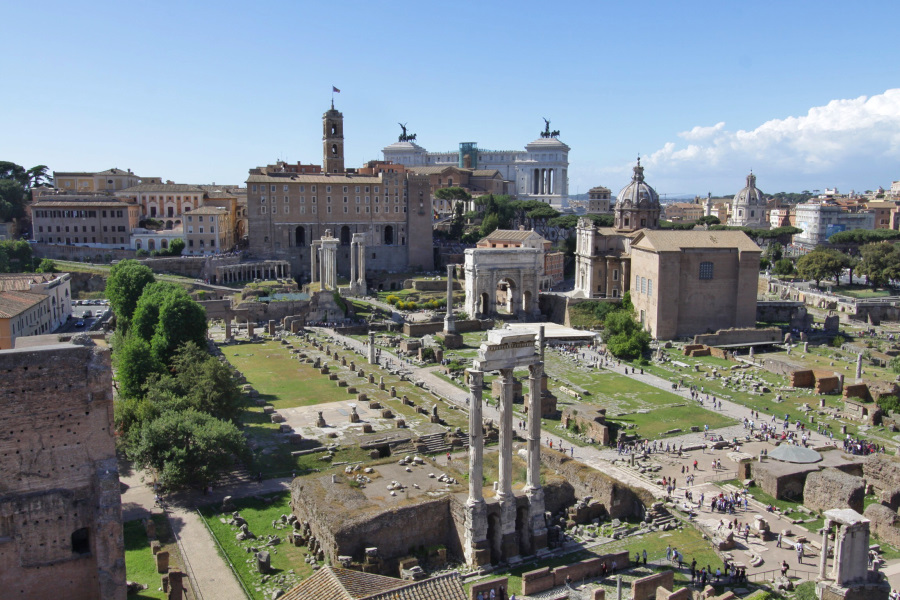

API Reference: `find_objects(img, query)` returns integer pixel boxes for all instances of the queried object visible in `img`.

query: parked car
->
[75,320,85,328]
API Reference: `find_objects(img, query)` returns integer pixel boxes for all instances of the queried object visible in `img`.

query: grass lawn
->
[831,285,894,299]
[124,514,183,599]
[199,492,315,600]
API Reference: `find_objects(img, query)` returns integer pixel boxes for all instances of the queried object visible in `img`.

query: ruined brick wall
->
[864,504,900,549]
[521,552,630,595]
[632,570,674,600]
[789,370,815,388]
[540,449,651,519]
[843,384,872,403]
[0,343,125,600]
[803,469,866,513]
[754,461,818,501]
[692,327,780,347]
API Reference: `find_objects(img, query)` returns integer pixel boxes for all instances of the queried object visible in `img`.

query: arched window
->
[331,123,338,136]
[148,239,156,250]
[161,239,168,249]
[295,226,306,246]
[136,240,142,250]
[340,226,351,246]
[331,144,338,156]
[383,225,394,245]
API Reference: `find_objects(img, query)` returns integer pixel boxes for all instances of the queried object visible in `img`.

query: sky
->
[3,0,900,198]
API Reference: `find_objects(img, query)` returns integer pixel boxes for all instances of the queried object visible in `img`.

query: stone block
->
[257,550,271,574]
[804,468,866,513]
[156,550,169,574]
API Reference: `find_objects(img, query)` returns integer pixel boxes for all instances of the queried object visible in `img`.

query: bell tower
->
[323,102,345,174]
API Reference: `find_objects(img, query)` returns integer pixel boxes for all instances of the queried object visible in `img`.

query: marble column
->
[318,246,325,287]
[819,520,831,580]
[444,264,456,333]
[357,238,366,288]
[311,244,318,283]
[368,332,376,365]
[497,368,514,501]
[464,369,488,567]
[467,370,484,503]
[526,362,542,491]
[349,241,358,293]
[856,353,863,381]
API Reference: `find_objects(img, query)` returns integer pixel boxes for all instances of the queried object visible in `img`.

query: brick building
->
[31,193,140,248]
[247,103,434,280]
[0,273,73,348]
[476,227,564,287]
[0,339,126,599]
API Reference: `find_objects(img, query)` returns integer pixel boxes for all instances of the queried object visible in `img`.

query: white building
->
[793,202,875,248]
[383,124,570,208]
[728,173,768,229]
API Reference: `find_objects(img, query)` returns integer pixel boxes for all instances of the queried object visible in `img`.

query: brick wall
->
[521,552,630,595]
[0,342,125,600]
[631,570,674,600]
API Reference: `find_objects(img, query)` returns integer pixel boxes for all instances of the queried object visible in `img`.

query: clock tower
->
[323,102,345,174]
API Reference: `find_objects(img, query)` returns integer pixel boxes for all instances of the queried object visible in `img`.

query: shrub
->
[831,335,846,347]
[890,356,900,374]
[877,395,900,415]
[386,294,400,305]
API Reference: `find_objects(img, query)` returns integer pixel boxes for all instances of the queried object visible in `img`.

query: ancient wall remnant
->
[804,469,866,514]
[0,341,126,600]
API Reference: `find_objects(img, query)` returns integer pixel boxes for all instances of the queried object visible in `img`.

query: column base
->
[464,499,488,568]
[438,331,464,349]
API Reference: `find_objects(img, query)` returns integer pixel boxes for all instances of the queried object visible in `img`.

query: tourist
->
[781,560,789,577]
[642,549,648,565]
[796,542,804,564]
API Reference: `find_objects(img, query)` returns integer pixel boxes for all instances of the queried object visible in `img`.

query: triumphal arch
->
[463,247,542,319]
[465,329,547,566]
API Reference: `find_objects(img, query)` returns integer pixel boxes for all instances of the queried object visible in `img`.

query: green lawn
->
[831,285,894,299]
[199,492,315,600]
[123,518,168,599]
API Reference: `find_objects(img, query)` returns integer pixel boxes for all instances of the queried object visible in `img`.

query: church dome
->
[616,159,659,209]
[733,173,764,207]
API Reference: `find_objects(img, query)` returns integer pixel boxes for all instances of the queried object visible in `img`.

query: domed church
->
[728,172,769,229]
[614,158,660,232]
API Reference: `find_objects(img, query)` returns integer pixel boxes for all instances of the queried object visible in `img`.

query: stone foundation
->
[804,469,865,513]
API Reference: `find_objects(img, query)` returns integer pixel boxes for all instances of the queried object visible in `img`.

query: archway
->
[479,292,490,316]
[497,278,518,315]
[165,220,173,229]
[340,226,351,246]
[161,239,168,249]
[383,225,394,245]
[135,240,142,250]
[295,226,306,246]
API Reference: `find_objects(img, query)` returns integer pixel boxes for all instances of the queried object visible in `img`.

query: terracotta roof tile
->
[281,567,407,600]
[361,573,466,600]
[0,291,47,319]
[631,229,761,253]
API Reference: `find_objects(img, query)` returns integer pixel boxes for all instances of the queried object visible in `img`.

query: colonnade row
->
[310,238,339,291]
[464,362,547,566]
[531,167,563,195]
[216,262,290,284]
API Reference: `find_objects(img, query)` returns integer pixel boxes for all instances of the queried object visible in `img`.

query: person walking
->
[776,532,783,548]
[642,549,648,565]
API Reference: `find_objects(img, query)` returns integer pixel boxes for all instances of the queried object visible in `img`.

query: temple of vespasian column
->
[465,328,548,567]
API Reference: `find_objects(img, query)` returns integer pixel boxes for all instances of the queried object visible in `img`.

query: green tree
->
[857,242,900,289]
[35,258,57,273]
[620,291,634,313]
[604,309,650,360]
[696,215,721,226]
[0,179,26,221]
[773,258,794,277]
[434,186,471,205]
[167,238,185,256]
[106,259,156,327]
[448,201,466,240]
[128,409,249,490]
[526,205,560,221]
[132,282,188,342]
[480,213,500,238]
[796,248,848,287]
[149,294,208,364]
[113,333,164,399]
[765,242,783,263]
[0,240,34,272]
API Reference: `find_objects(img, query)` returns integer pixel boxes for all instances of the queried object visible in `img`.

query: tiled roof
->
[247,173,387,184]
[0,291,46,319]
[479,228,543,243]
[362,573,466,600]
[280,567,406,600]
[405,166,466,175]
[33,196,135,206]
[471,170,501,177]
[188,206,228,215]
[0,273,58,292]
[118,183,206,193]
[631,229,761,253]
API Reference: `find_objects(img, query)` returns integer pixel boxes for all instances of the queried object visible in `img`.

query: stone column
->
[311,243,318,283]
[498,367,519,563]
[444,264,456,334]
[856,353,863,381]
[318,246,325,287]
[468,370,485,503]
[464,369,488,567]
[225,319,232,340]
[832,523,844,583]
[526,362,542,491]
[350,241,358,293]
[357,236,367,291]
[368,332,376,365]
[497,368,514,501]
[819,520,831,580]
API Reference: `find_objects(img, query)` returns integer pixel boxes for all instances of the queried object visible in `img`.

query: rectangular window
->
[299,185,305,192]
[636,274,640,290]
[699,261,714,280]
[284,196,289,203]
[648,279,653,296]
[270,185,276,192]
[355,186,360,193]
[613,269,619,281]
[283,185,289,192]
[199,227,204,233]
[326,186,331,193]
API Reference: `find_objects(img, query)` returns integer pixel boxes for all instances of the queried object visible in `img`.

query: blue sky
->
[3,0,900,197]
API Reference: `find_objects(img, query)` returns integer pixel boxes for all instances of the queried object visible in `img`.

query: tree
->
[167,238,185,256]
[448,202,466,240]
[128,409,249,490]
[106,259,156,327]
[604,309,650,360]
[149,293,208,364]
[765,242,783,263]
[0,162,51,217]
[113,333,164,398]
[35,258,57,273]
[527,205,560,221]
[132,282,188,342]
[857,242,900,288]
[696,215,721,226]
[169,342,243,422]
[0,179,26,221]
[773,258,794,277]
[796,248,848,287]
[0,240,34,272]
[480,213,500,238]
[434,186,471,205]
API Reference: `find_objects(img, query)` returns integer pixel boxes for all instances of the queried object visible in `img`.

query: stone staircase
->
[646,502,677,530]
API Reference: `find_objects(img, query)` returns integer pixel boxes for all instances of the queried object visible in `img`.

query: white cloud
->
[638,89,900,193]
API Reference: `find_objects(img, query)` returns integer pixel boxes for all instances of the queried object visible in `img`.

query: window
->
[699,261,714,280]
[284,196,289,203]
[641,277,646,294]
[635,274,640,290]
[648,280,652,296]
[613,269,619,281]
[283,185,289,192]
[71,528,90,555]
[270,185,276,192]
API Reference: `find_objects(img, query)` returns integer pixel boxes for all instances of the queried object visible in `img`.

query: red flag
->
[332,86,341,93]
